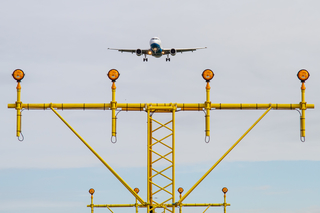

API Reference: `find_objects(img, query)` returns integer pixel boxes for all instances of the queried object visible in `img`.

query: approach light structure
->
[7,68,314,213]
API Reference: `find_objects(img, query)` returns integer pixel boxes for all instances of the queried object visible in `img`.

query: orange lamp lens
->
[222,187,228,194]
[297,69,310,82]
[89,188,95,195]
[108,69,120,81]
[202,69,214,82]
[134,188,140,194]
[177,187,184,194]
[12,69,25,81]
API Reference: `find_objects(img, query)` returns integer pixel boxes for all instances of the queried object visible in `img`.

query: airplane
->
[108,37,207,62]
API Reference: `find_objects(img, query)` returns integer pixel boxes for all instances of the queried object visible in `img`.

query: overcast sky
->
[1,1,319,213]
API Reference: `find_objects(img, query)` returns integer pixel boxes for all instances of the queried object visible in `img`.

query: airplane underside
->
[143,54,171,62]
[141,42,171,62]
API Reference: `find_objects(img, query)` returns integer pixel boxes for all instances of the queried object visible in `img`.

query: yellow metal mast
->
[147,104,176,213]
[8,68,314,213]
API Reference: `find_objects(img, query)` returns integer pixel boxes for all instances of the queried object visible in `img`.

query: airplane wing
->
[162,47,207,54]
[108,48,149,54]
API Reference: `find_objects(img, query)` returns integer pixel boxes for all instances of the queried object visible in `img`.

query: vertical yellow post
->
[297,69,310,142]
[147,106,152,213]
[107,69,120,142]
[223,194,226,213]
[222,187,228,213]
[91,194,94,213]
[300,82,306,141]
[172,106,176,213]
[134,188,140,213]
[12,69,25,139]
[205,82,211,142]
[179,191,182,213]
[202,69,214,143]
[136,198,138,213]
[16,82,22,138]
[111,82,117,141]
[89,188,95,213]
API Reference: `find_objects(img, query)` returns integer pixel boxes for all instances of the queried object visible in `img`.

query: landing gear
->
[166,55,171,62]
[143,55,148,62]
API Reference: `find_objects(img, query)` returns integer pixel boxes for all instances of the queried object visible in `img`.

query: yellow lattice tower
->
[147,107,176,213]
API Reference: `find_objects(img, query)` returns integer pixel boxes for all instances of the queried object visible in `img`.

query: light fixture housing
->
[12,69,25,82]
[89,188,95,195]
[134,188,140,194]
[297,69,310,82]
[108,69,120,82]
[202,69,214,82]
[177,187,184,194]
[222,187,228,194]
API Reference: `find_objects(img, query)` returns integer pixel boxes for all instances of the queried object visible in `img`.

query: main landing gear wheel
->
[143,58,148,62]
[166,58,170,62]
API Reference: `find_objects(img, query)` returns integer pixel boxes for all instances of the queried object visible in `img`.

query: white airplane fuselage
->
[149,37,163,58]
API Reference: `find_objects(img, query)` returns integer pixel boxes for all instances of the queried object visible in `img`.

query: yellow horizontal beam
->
[211,103,312,110]
[8,103,315,111]
[88,204,142,208]
[180,203,230,207]
[87,203,230,208]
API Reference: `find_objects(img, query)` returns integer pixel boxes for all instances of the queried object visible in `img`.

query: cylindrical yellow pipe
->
[88,204,140,208]
[223,194,226,213]
[147,107,152,213]
[111,82,117,139]
[16,82,21,137]
[300,83,306,141]
[205,82,211,140]
[172,108,176,213]
[8,103,315,111]
[178,203,230,207]
[91,195,94,213]
[136,198,138,213]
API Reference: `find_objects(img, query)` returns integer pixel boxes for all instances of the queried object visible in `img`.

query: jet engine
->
[136,49,142,56]
[170,48,176,56]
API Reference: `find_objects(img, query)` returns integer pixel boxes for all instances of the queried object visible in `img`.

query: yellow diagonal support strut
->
[177,106,272,205]
[49,105,145,205]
